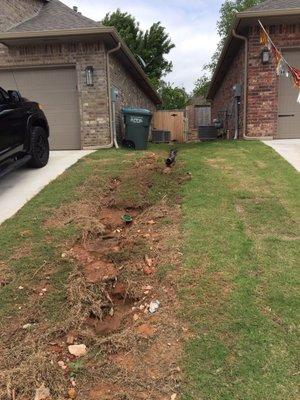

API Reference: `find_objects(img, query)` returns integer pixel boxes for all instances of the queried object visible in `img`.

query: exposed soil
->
[0,153,185,400]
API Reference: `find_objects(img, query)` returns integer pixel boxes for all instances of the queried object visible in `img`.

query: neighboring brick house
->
[0,0,160,149]
[207,0,300,140]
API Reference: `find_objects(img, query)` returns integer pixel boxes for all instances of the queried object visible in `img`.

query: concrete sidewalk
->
[0,150,94,225]
[263,139,300,172]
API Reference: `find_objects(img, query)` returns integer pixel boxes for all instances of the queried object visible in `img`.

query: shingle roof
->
[9,0,99,32]
[247,0,300,12]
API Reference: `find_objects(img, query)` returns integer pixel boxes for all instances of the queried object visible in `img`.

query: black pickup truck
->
[0,86,50,178]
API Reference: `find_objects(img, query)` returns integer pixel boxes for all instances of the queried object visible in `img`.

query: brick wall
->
[0,41,110,148]
[247,24,300,137]
[0,40,157,148]
[0,0,43,31]
[109,53,156,139]
[211,44,245,138]
[211,23,300,138]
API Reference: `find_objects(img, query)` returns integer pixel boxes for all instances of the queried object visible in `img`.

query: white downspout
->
[232,29,273,141]
[108,42,122,149]
[232,29,251,140]
[112,97,119,149]
[83,42,121,150]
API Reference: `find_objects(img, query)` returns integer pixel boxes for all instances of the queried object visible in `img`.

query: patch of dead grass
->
[0,153,185,400]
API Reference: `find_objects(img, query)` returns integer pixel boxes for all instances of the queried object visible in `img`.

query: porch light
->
[261,47,270,65]
[85,66,94,86]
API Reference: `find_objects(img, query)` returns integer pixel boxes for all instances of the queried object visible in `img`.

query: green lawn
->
[0,141,299,400]
[180,141,299,400]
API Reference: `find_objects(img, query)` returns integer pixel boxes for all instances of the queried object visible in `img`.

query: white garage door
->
[278,50,300,139]
[0,67,81,149]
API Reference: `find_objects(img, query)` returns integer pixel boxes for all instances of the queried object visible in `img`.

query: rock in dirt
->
[144,255,153,267]
[68,388,77,399]
[58,360,67,370]
[34,383,51,400]
[149,300,160,314]
[68,344,87,357]
[133,314,140,322]
[171,394,177,400]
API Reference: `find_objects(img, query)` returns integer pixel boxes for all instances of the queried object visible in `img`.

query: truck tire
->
[28,127,50,168]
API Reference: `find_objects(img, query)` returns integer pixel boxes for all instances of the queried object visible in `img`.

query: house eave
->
[0,26,162,105]
[238,8,300,18]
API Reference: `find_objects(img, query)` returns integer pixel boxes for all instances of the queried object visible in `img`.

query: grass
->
[0,141,298,399]
[178,141,299,400]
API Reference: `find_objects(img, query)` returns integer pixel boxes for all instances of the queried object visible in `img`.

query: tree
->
[205,0,265,74]
[103,9,175,85]
[103,9,142,55]
[158,83,189,110]
[193,76,211,98]
[141,22,174,84]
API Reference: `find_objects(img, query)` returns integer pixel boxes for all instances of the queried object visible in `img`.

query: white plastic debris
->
[68,344,87,357]
[149,300,160,314]
[22,323,33,330]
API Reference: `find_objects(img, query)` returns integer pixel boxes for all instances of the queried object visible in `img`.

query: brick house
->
[0,0,161,149]
[207,0,300,140]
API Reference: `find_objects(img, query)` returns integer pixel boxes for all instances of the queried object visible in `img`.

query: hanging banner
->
[290,66,300,103]
[259,20,300,103]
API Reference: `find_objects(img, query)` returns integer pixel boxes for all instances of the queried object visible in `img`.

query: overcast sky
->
[62,0,223,92]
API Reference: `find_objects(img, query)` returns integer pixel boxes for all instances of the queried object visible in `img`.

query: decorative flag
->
[290,66,300,87]
[270,44,283,75]
[289,66,300,103]
[259,20,300,103]
[260,29,269,46]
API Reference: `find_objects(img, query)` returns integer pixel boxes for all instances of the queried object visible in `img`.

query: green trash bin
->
[122,108,152,150]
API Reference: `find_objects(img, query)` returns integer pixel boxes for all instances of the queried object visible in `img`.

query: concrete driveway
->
[263,139,300,172]
[0,150,94,225]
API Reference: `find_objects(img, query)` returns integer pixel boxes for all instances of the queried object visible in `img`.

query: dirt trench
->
[0,153,188,400]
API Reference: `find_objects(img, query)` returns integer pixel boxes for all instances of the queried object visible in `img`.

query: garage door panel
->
[278,50,300,139]
[0,68,81,149]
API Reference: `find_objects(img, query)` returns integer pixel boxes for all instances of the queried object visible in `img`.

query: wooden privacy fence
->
[153,110,188,143]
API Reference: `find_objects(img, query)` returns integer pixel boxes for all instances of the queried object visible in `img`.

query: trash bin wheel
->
[122,139,135,149]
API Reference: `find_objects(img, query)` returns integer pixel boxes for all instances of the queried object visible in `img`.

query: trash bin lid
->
[122,107,152,116]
